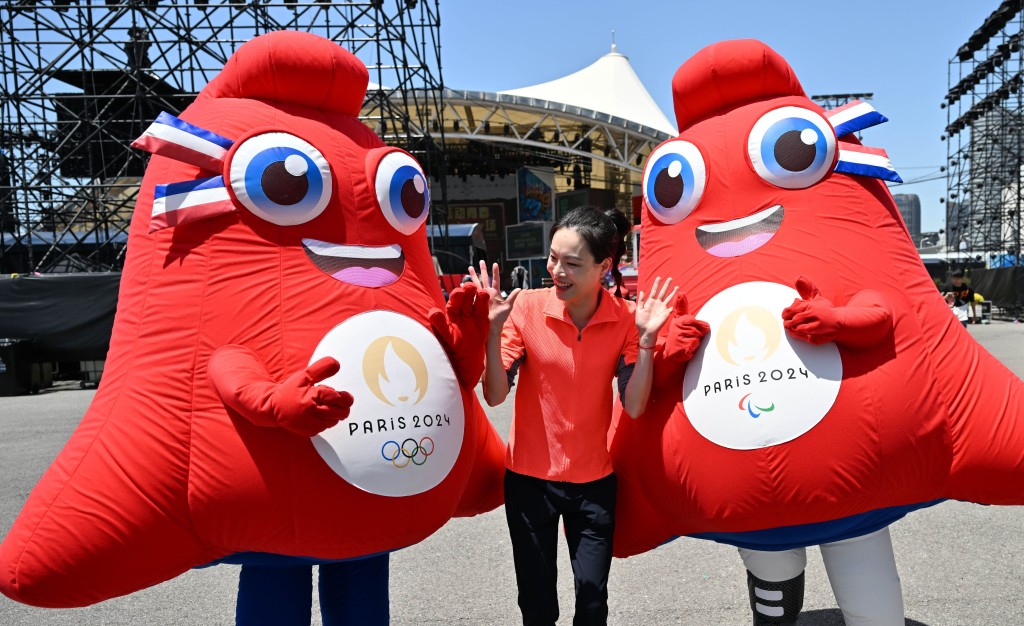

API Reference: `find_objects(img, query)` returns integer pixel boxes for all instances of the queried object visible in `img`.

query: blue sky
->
[441,1,1001,233]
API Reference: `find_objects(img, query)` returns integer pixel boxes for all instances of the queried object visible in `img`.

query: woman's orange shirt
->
[500,288,638,483]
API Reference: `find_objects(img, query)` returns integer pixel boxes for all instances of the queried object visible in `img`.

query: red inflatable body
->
[0,31,505,608]
[612,39,1024,557]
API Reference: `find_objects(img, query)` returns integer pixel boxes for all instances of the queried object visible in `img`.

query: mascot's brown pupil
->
[775,130,816,172]
[654,167,684,208]
[262,161,308,206]
[401,178,425,218]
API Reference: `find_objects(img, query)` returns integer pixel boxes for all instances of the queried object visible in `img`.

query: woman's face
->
[547,227,611,306]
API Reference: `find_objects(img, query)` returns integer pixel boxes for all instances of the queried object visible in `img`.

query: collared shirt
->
[500,287,639,483]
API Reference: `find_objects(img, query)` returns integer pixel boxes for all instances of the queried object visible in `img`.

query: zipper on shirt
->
[567,325,583,474]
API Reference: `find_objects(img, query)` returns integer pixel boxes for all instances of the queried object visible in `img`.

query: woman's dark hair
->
[550,205,631,297]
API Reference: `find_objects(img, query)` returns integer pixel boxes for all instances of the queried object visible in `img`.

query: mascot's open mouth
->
[302,239,405,288]
[695,205,784,257]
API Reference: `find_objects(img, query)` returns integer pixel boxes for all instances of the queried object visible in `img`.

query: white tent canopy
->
[499,44,677,137]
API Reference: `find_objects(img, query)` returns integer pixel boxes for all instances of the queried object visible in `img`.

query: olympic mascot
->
[611,39,1024,625]
[0,30,506,624]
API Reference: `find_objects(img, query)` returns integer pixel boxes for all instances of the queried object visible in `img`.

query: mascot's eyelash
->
[132,112,239,231]
[823,100,903,183]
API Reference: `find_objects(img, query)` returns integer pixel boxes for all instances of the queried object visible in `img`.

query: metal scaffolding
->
[0,0,446,274]
[944,0,1024,266]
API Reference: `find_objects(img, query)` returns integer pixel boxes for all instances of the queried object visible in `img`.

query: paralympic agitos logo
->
[738,393,775,418]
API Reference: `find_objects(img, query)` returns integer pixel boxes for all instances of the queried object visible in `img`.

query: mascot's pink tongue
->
[333,266,400,287]
[706,233,774,258]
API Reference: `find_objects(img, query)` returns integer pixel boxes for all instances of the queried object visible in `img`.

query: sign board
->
[517,167,555,222]
[505,221,552,260]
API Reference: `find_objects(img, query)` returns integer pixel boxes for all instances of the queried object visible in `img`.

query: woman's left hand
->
[635,276,678,345]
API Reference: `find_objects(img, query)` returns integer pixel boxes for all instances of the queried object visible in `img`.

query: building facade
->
[892,193,921,239]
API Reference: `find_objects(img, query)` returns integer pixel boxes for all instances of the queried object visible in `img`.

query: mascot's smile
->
[695,204,784,257]
[302,238,405,287]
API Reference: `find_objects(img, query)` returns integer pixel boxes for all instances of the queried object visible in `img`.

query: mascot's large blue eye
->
[642,139,706,224]
[748,107,836,189]
[228,132,331,225]
[374,150,430,235]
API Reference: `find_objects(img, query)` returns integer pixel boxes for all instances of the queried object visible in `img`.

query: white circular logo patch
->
[310,311,465,497]
[683,282,842,450]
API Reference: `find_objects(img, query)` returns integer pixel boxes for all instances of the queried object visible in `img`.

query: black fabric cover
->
[972,267,1024,310]
[0,273,119,361]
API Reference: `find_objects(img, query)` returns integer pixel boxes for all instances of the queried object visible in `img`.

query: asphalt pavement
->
[1,322,1023,625]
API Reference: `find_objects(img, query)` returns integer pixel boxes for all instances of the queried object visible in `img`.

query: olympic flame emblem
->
[716,306,781,366]
[363,336,428,406]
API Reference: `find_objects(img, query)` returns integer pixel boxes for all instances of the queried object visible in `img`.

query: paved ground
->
[1,322,1023,624]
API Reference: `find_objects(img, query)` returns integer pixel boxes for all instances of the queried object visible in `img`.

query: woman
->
[470,206,676,626]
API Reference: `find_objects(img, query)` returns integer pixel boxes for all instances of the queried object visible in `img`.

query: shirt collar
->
[542,286,619,327]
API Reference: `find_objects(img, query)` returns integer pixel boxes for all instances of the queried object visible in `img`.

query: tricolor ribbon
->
[824,100,888,138]
[151,176,236,232]
[132,112,234,172]
[133,112,239,231]
[834,142,903,183]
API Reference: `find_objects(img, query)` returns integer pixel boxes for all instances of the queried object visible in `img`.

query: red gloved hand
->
[429,282,490,387]
[781,276,843,345]
[661,293,711,363]
[270,358,354,436]
[209,345,354,437]
[653,293,710,389]
[782,276,892,349]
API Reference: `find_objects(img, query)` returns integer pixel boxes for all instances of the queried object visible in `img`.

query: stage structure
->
[944,0,1024,266]
[0,0,446,274]
[434,44,677,237]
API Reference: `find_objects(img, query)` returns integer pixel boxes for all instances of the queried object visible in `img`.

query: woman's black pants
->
[504,469,617,626]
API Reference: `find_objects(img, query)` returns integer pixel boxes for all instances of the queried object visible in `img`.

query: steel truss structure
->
[0,0,445,274]
[944,0,1024,265]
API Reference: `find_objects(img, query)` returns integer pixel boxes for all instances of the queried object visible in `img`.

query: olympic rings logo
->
[381,437,435,468]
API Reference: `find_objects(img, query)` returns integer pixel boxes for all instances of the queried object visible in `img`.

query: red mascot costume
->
[0,31,505,624]
[612,39,1024,625]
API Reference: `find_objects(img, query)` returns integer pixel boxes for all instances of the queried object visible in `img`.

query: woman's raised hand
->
[635,276,679,345]
[468,261,521,329]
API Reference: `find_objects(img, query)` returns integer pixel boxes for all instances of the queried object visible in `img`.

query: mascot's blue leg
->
[318,553,390,626]
[236,564,312,625]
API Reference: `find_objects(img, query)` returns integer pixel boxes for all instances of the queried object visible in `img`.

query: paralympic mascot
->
[0,31,506,624]
[611,39,1024,625]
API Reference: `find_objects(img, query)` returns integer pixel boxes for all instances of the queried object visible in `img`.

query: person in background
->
[942,269,977,327]
[470,205,677,626]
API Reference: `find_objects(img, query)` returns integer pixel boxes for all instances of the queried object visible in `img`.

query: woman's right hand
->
[468,261,521,330]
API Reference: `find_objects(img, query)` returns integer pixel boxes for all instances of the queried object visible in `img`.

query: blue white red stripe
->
[824,100,888,138]
[834,143,903,183]
[132,112,234,173]
[151,176,236,231]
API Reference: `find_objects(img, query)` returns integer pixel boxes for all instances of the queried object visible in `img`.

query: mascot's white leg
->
[738,547,806,625]
[819,527,904,626]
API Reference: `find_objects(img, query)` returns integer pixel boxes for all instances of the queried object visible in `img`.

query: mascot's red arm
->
[209,346,353,436]
[782,276,893,350]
